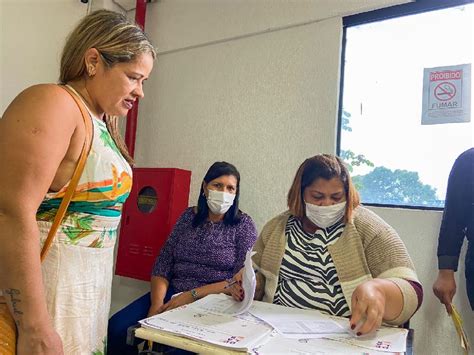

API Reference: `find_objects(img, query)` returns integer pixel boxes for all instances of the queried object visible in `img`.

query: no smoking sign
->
[422,64,471,124]
[434,82,456,102]
[429,71,461,109]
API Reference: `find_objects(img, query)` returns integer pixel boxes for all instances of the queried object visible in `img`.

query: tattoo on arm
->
[5,288,23,325]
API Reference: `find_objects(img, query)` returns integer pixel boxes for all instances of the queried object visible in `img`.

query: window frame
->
[337,0,474,211]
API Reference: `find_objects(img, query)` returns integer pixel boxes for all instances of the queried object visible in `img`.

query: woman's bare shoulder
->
[0,83,82,165]
[1,84,81,145]
[5,84,77,117]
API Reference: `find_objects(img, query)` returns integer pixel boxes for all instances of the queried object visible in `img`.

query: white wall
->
[146,0,410,54]
[0,1,86,113]
[2,1,472,354]
[0,0,124,114]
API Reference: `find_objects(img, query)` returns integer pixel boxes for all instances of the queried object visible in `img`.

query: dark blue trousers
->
[107,292,153,355]
[107,289,194,355]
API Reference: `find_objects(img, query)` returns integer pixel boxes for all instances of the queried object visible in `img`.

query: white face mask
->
[206,189,235,215]
[305,201,346,228]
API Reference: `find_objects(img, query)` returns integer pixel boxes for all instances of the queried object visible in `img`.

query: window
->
[338,0,473,209]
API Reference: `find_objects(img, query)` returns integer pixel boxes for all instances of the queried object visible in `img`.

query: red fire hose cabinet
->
[115,168,191,281]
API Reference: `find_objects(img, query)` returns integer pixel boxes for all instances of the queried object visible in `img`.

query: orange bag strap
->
[40,85,93,262]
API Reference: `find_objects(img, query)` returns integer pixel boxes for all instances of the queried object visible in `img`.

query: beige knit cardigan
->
[252,206,421,325]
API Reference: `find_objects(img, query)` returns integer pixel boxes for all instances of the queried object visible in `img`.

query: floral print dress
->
[37,87,132,354]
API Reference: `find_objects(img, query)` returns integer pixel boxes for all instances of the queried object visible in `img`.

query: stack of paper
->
[249,331,406,355]
[140,294,408,354]
[248,301,346,338]
[140,261,410,355]
[140,294,273,351]
[248,301,408,354]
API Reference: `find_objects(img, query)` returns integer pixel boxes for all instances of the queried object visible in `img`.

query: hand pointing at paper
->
[350,279,406,336]
[349,280,386,335]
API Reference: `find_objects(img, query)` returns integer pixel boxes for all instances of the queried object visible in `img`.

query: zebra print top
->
[273,216,351,317]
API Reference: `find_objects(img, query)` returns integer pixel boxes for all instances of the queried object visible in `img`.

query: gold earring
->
[88,65,95,76]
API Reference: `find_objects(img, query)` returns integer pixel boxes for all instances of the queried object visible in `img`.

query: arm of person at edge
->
[433,151,470,314]
[0,85,85,354]
[433,269,456,315]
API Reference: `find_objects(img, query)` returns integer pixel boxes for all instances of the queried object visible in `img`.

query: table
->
[128,324,414,355]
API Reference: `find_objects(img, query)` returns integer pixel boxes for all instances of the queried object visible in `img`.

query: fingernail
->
[357,332,362,336]
[351,324,355,330]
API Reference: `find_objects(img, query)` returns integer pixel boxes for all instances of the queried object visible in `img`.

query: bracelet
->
[190,289,199,301]
[224,279,238,289]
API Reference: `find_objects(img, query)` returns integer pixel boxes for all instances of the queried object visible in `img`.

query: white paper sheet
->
[324,317,408,354]
[186,293,248,316]
[229,249,257,315]
[249,301,346,339]
[248,301,407,352]
[140,294,272,351]
[249,331,402,355]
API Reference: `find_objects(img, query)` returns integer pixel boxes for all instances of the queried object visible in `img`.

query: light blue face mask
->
[304,201,346,228]
[207,189,235,215]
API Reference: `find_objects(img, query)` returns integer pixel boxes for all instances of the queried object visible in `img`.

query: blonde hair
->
[59,9,157,164]
[287,154,360,223]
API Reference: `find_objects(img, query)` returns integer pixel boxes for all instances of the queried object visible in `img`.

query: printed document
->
[326,316,408,353]
[250,331,404,355]
[249,302,407,353]
[140,294,272,351]
[249,301,346,339]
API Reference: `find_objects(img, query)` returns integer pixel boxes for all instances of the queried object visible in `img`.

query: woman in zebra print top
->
[229,154,422,336]
[273,215,351,317]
